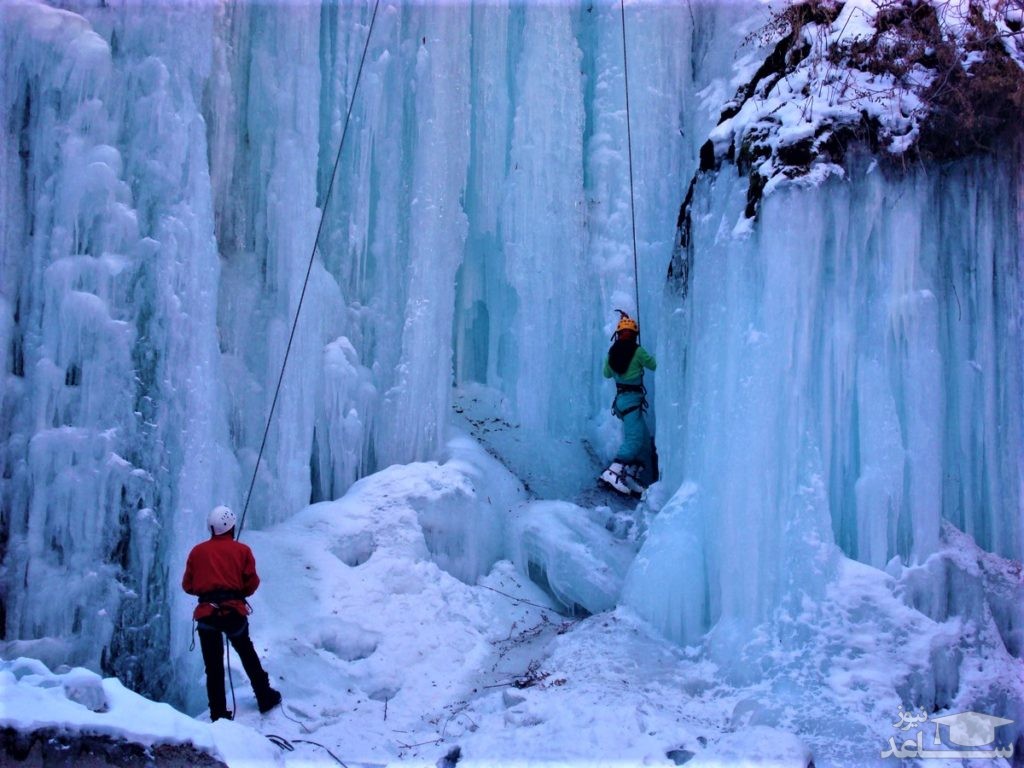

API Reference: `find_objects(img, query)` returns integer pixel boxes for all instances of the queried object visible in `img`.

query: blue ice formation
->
[1,0,1020,734]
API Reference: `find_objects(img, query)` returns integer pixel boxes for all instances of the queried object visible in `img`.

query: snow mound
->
[0,658,278,766]
[507,500,638,615]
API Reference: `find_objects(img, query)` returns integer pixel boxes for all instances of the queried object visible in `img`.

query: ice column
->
[110,2,239,706]
[376,6,472,467]
[0,0,234,707]
[453,0,514,390]
[208,2,341,527]
[0,0,140,675]
[581,0,708,459]
[501,4,591,436]
[628,151,1023,647]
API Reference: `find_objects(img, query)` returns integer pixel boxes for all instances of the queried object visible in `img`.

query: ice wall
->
[207,0,727,510]
[0,0,235,704]
[212,1,471,510]
[627,150,1024,649]
[2,0,732,704]
[451,0,753,477]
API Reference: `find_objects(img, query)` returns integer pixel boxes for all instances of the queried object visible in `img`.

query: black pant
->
[197,611,271,716]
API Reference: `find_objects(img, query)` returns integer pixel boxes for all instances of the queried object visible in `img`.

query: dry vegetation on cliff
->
[700,0,1024,219]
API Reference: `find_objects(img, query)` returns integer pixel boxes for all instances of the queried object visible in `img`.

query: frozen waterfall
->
[2,0,733,703]
[1,0,1021,752]
[628,149,1023,649]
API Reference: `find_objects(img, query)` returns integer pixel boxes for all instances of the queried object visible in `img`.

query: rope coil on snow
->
[266,733,349,767]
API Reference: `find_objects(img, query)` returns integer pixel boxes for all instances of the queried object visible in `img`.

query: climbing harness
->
[198,616,250,636]
[613,381,648,419]
[620,0,642,336]
[196,589,246,606]
[615,403,645,418]
[237,0,382,538]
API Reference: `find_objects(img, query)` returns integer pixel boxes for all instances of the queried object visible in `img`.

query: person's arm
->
[241,548,261,597]
[603,357,613,378]
[639,347,657,371]
[182,553,195,595]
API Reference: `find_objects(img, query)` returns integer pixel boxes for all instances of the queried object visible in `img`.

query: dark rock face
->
[719,0,1024,178]
[0,727,226,768]
[666,177,697,299]
[667,0,1024,297]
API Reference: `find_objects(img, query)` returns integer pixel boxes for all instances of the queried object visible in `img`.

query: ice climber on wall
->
[182,506,281,721]
[600,312,656,495]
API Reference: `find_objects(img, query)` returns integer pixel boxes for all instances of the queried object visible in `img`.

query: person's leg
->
[633,415,653,483]
[223,614,280,711]
[616,405,654,491]
[198,626,229,719]
[635,411,651,464]
[616,405,646,465]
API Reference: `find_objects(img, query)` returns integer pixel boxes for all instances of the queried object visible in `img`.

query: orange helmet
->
[616,314,639,335]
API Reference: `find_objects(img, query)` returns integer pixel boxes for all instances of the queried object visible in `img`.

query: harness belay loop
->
[612,379,648,418]
[197,589,246,605]
[197,589,253,617]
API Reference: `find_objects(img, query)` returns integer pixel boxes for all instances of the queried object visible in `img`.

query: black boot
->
[257,687,282,714]
[211,710,233,722]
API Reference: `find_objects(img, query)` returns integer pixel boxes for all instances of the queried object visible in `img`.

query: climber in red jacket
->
[182,505,281,721]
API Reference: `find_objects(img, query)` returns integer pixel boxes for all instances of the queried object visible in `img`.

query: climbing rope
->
[280,703,313,733]
[237,0,382,537]
[619,0,642,337]
[266,733,349,767]
[225,636,237,717]
[479,584,566,617]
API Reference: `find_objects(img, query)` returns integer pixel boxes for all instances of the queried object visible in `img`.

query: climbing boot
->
[623,464,646,495]
[257,687,282,714]
[211,710,233,722]
[600,462,631,495]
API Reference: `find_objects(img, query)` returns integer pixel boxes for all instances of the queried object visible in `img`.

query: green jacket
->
[603,346,656,385]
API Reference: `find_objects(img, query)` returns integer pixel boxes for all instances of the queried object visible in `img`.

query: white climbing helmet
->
[207,505,237,536]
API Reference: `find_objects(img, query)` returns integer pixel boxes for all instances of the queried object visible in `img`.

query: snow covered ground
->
[3,431,1019,767]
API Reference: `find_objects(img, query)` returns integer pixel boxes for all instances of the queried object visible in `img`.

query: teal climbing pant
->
[613,391,650,465]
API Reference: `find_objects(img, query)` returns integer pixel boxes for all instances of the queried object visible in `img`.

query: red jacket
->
[182,534,260,620]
